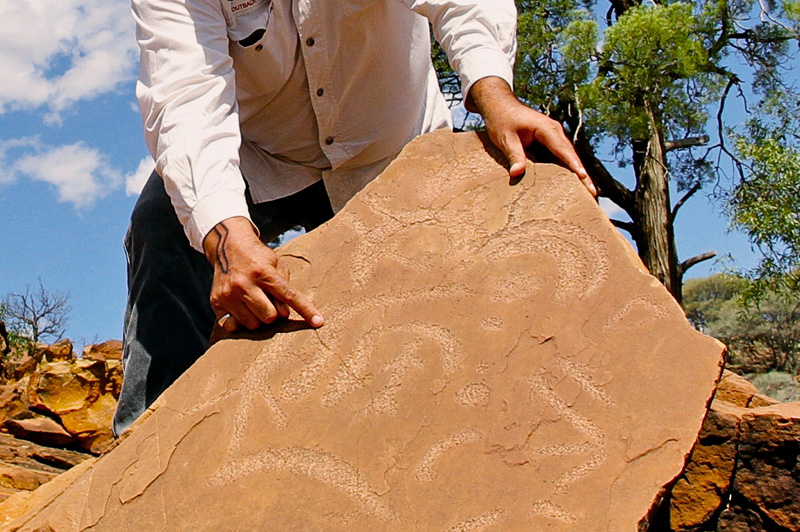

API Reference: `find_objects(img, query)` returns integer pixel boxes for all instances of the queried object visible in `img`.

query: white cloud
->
[125,156,154,196]
[0,138,154,207]
[0,0,137,118]
[599,197,625,219]
[8,141,122,208]
[0,137,39,185]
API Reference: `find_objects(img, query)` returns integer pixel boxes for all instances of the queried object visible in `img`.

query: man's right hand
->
[202,216,324,333]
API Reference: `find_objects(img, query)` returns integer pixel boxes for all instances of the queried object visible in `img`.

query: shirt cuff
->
[184,190,254,253]
[458,48,515,103]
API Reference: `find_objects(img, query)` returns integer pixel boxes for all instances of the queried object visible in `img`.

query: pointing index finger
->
[262,276,324,328]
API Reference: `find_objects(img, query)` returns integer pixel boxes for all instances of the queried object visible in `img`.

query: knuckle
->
[232,273,250,288]
[257,268,279,285]
[281,286,299,302]
[251,266,267,279]
[212,287,229,303]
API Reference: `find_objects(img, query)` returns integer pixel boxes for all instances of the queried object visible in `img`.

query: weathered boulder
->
[0,428,89,502]
[28,360,105,416]
[0,385,29,427]
[0,342,121,457]
[0,131,725,531]
[733,403,800,530]
[81,340,122,362]
[39,340,74,363]
[82,341,124,401]
[669,401,745,530]
[2,356,37,384]
[3,417,75,448]
[22,359,116,453]
[714,370,761,407]
[667,372,800,531]
[58,393,117,454]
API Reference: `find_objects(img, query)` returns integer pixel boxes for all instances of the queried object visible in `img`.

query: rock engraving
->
[2,131,725,532]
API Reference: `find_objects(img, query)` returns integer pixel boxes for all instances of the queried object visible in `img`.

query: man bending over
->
[112,0,597,435]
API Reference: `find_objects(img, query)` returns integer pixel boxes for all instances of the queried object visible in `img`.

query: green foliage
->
[0,303,34,366]
[786,0,800,25]
[4,331,34,360]
[730,97,800,297]
[746,371,800,402]
[430,0,799,300]
[581,3,719,142]
[683,273,745,334]
[513,0,595,113]
[683,273,800,374]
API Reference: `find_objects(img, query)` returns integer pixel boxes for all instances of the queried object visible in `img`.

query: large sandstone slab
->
[2,131,724,531]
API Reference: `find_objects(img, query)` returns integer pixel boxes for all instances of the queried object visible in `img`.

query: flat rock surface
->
[0,433,90,503]
[3,131,724,531]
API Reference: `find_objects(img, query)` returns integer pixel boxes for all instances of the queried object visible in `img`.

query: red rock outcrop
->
[0,433,89,503]
[667,371,800,532]
[81,340,122,362]
[4,418,75,449]
[0,131,726,531]
[38,340,74,363]
[0,341,122,458]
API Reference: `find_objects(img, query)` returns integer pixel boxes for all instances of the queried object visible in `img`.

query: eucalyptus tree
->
[434,0,799,304]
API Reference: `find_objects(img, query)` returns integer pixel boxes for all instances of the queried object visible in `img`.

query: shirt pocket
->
[222,0,273,45]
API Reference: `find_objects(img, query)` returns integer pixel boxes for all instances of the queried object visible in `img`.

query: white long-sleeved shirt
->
[132,0,517,251]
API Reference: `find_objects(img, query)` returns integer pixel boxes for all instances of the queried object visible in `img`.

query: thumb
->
[500,132,528,177]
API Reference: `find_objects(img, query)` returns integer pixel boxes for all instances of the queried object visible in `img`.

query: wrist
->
[465,76,518,116]
[202,216,259,264]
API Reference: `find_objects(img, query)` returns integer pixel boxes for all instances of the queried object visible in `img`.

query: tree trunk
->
[630,105,683,304]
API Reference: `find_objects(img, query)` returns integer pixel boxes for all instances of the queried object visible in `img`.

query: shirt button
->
[306,37,315,46]
[316,88,324,97]
[325,136,334,145]
[254,44,263,52]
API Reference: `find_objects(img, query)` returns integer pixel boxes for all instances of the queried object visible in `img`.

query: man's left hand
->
[467,76,597,197]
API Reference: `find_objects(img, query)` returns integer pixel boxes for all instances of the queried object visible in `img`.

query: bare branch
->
[551,98,635,213]
[680,251,718,275]
[671,182,702,223]
[2,280,71,344]
[664,135,710,152]
[716,77,739,159]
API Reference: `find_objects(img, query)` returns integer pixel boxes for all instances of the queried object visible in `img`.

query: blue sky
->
[0,0,761,349]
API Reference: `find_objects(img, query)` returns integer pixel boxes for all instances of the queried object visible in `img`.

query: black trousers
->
[112,171,333,435]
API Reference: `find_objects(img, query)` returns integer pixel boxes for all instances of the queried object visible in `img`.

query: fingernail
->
[311,315,324,327]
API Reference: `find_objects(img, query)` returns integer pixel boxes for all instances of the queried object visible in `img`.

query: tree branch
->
[552,98,636,214]
[575,138,635,211]
[680,251,717,275]
[665,135,710,152]
[610,219,636,234]
[671,182,702,223]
